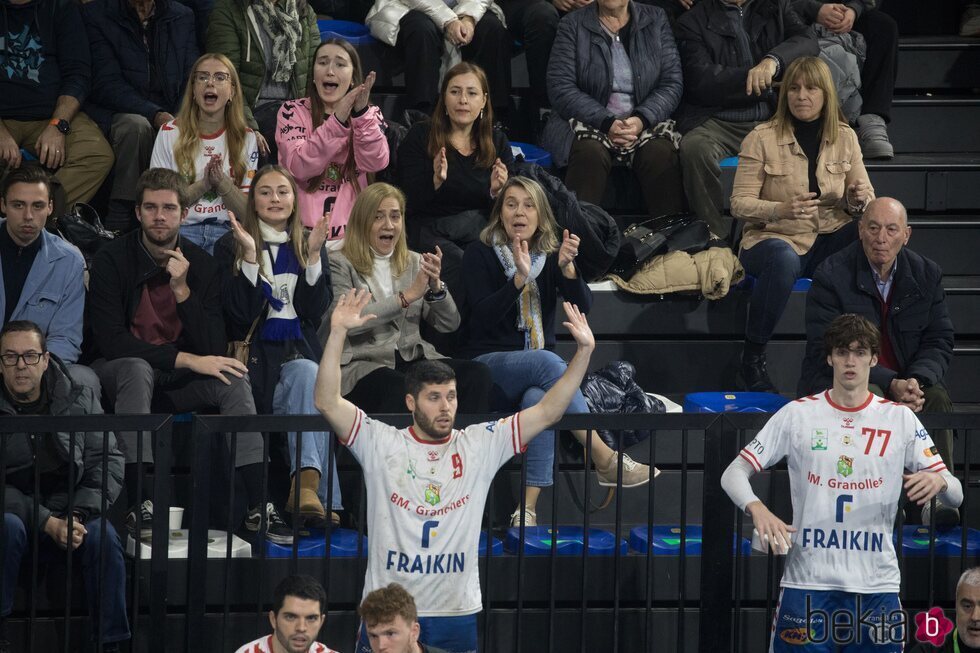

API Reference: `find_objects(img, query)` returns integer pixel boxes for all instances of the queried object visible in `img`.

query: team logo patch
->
[841,433,854,447]
[326,163,341,182]
[924,446,939,458]
[424,482,441,506]
[779,627,810,645]
[811,429,828,450]
[837,455,854,478]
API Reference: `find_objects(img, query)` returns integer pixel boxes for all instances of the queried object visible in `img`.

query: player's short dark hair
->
[823,314,880,356]
[0,320,46,352]
[404,360,456,398]
[136,168,190,210]
[1,164,53,202]
[358,583,418,627]
[271,575,326,615]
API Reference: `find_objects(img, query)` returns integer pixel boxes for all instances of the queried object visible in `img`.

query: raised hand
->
[308,211,331,264]
[490,157,508,197]
[778,192,820,221]
[423,246,444,291]
[353,71,377,113]
[561,301,595,351]
[333,83,363,124]
[511,235,531,287]
[163,247,190,300]
[433,147,448,190]
[229,211,257,263]
[557,228,581,273]
[330,288,377,331]
[205,154,226,190]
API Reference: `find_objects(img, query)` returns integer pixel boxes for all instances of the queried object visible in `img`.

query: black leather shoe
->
[738,352,778,393]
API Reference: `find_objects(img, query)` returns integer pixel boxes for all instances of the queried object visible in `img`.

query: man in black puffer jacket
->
[799,197,957,525]
[0,320,128,651]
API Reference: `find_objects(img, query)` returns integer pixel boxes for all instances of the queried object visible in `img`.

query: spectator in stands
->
[316,287,597,653]
[215,165,343,527]
[910,567,980,652]
[674,0,818,239]
[365,0,510,116]
[731,56,873,393]
[88,168,292,545]
[277,39,389,250]
[722,313,962,652]
[320,182,491,418]
[460,176,650,527]
[150,53,260,254]
[208,0,320,164]
[543,0,684,219]
[358,583,447,653]
[234,574,340,653]
[0,166,100,395]
[799,197,957,525]
[81,0,199,232]
[0,0,113,215]
[397,62,513,303]
[791,0,900,159]
[0,321,129,652]
[497,0,565,129]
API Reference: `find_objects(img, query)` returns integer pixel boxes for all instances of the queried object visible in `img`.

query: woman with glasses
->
[150,53,260,254]
[208,0,320,164]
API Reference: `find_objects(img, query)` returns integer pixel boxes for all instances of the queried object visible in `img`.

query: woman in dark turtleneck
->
[730,56,874,393]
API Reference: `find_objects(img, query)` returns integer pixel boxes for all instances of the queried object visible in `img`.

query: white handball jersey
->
[345,408,524,616]
[149,120,259,226]
[738,391,948,594]
[234,635,339,653]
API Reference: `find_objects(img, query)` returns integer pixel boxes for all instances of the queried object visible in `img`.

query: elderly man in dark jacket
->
[0,321,128,651]
[674,0,818,238]
[81,0,199,231]
[799,197,958,524]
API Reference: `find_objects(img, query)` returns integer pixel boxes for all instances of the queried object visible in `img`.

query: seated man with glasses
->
[0,320,129,652]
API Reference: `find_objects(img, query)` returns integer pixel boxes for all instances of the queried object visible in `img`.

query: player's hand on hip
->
[747,500,796,554]
[904,471,948,505]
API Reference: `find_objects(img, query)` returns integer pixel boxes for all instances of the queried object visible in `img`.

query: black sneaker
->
[245,503,294,545]
[126,500,154,538]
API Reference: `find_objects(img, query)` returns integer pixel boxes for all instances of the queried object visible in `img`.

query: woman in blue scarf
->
[215,164,342,527]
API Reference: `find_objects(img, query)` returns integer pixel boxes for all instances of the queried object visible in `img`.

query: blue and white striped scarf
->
[258,223,303,342]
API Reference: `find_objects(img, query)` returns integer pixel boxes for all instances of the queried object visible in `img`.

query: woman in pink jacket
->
[276,38,390,250]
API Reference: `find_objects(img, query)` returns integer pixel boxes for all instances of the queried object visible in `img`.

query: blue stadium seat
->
[264,528,367,558]
[505,525,628,556]
[510,141,552,168]
[318,20,376,45]
[629,524,752,556]
[683,392,790,413]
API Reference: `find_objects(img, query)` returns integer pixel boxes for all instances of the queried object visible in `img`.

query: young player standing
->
[314,290,597,653]
[722,314,963,651]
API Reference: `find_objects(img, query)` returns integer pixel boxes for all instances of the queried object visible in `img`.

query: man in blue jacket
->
[799,197,958,525]
[81,0,199,231]
[0,0,113,213]
[0,165,100,396]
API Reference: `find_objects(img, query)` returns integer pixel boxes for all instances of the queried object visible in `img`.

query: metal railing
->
[0,412,976,652]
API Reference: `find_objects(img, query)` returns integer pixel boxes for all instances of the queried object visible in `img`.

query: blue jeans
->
[274,359,343,511]
[179,219,230,255]
[474,350,590,487]
[358,614,478,653]
[739,222,857,344]
[2,514,130,643]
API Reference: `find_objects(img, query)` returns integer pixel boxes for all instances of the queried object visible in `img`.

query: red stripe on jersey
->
[925,460,947,472]
[739,450,762,472]
[408,426,452,445]
[345,409,362,447]
[824,390,874,412]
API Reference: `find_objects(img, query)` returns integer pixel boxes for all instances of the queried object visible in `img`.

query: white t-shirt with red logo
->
[738,391,947,593]
[234,635,339,653]
[345,408,523,617]
[149,120,259,226]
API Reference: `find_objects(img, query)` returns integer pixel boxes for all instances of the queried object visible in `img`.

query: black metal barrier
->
[0,412,976,652]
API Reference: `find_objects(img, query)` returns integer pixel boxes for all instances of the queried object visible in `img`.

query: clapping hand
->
[333,81,367,124]
[331,288,378,331]
[205,154,226,191]
[433,147,448,190]
[308,211,331,265]
[779,192,820,221]
[490,158,508,197]
[422,246,443,291]
[352,71,377,114]
[511,235,531,288]
[229,211,257,263]
[557,229,581,277]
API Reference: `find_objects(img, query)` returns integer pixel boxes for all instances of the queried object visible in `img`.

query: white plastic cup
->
[168,507,184,530]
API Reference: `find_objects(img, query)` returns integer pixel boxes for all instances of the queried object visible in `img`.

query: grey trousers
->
[93,357,264,466]
[679,117,760,238]
[67,363,103,405]
[109,113,156,203]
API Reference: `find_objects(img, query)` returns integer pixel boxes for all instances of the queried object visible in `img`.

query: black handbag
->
[609,213,700,279]
[53,202,115,268]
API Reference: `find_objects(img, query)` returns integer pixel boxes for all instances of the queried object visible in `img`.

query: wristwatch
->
[49,118,70,135]
[425,283,447,302]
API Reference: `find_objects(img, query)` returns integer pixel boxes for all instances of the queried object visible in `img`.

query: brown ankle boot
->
[286,469,326,519]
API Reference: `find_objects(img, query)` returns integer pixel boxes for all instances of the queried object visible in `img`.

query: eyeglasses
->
[193,71,232,85]
[1,352,44,367]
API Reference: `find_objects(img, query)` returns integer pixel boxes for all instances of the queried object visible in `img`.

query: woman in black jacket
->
[215,164,342,526]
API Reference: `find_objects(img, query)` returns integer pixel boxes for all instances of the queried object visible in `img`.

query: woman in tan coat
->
[731,56,874,393]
